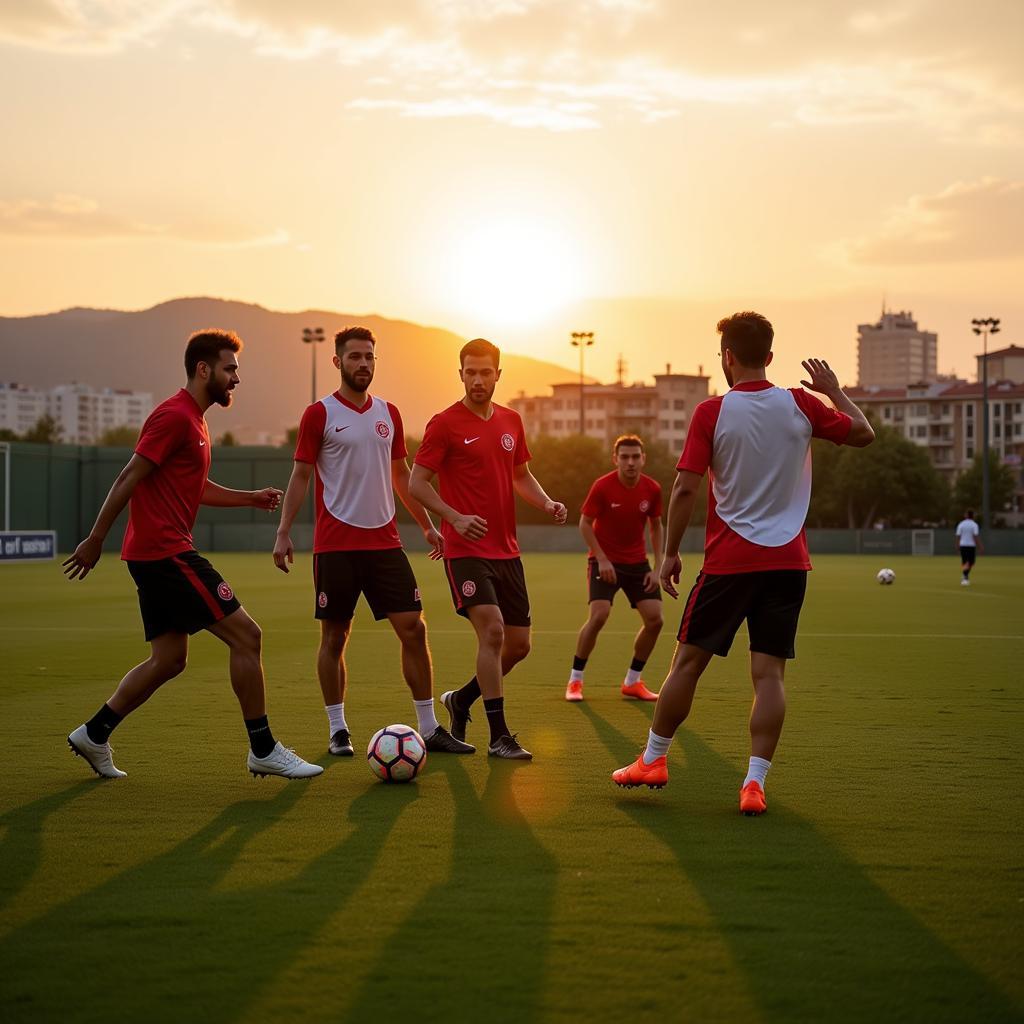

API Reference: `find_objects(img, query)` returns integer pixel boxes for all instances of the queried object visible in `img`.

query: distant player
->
[63,329,322,780]
[273,327,472,756]
[565,435,664,703]
[955,508,981,586]
[409,338,568,760]
[612,312,874,813]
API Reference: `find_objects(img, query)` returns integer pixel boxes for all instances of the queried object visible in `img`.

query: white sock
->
[325,703,347,735]
[624,667,643,686]
[642,729,672,765]
[743,756,771,789]
[414,698,439,737]
[569,668,584,683]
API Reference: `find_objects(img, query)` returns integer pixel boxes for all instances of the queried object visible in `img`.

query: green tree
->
[952,452,1017,525]
[97,424,139,446]
[21,414,63,444]
[216,431,239,447]
[282,426,299,449]
[0,428,19,442]
[517,434,606,524]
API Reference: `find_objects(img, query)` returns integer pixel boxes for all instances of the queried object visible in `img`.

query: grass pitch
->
[1,552,1021,1023]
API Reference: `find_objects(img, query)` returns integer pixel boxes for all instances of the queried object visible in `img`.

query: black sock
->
[245,715,277,758]
[456,676,482,710]
[85,703,123,745]
[572,655,587,671]
[483,697,510,744]
[629,656,647,673]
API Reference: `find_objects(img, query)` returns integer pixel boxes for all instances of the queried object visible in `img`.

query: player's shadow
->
[581,704,1020,1024]
[340,756,558,1023]
[0,770,419,1024]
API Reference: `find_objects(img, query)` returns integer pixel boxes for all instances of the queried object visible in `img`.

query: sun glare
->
[444,218,584,329]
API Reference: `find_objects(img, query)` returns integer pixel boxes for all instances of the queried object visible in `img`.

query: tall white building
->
[857,310,938,388]
[0,382,153,443]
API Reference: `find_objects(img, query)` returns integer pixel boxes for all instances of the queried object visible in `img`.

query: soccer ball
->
[367,724,427,783]
[876,568,896,585]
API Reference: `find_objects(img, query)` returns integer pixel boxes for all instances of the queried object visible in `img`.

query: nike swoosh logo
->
[199,440,207,447]
[464,437,479,444]
[335,426,350,432]
[610,502,621,507]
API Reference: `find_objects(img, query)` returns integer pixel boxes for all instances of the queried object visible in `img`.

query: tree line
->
[0,416,239,447]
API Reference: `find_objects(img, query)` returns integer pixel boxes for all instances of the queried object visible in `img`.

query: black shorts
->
[677,570,807,660]
[959,546,977,565]
[127,550,241,642]
[444,556,531,627]
[588,558,661,607]
[314,548,421,622]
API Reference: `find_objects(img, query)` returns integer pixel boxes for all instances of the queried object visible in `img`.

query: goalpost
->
[911,529,935,556]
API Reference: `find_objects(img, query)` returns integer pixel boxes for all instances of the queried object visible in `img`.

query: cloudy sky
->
[1,0,1021,384]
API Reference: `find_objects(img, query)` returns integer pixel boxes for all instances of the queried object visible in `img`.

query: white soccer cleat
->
[960,578,971,586]
[247,742,324,779]
[68,724,127,779]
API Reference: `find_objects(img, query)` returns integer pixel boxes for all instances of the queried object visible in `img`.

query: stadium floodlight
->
[302,327,326,404]
[571,331,595,436]
[971,317,1001,528]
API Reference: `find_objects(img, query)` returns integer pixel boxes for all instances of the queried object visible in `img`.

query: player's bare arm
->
[273,460,313,573]
[409,463,488,540]
[800,358,875,447]
[202,479,282,510]
[63,453,156,581]
[512,463,567,523]
[645,517,664,591]
[659,470,702,598]
[580,514,616,583]
[392,459,444,559]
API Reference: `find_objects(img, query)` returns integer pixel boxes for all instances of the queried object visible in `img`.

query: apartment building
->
[0,382,153,443]
[857,310,938,388]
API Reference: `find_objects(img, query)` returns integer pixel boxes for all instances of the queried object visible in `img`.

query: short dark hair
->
[460,338,500,368]
[185,329,243,378]
[966,508,974,518]
[717,312,774,368]
[614,434,644,454]
[335,326,376,354]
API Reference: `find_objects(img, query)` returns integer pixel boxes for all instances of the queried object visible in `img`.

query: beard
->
[341,365,374,394]
[466,381,495,405]
[207,380,234,407]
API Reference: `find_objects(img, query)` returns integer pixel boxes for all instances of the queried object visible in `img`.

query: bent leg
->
[749,651,786,760]
[632,599,664,663]
[501,624,531,677]
[574,601,610,661]
[206,607,267,719]
[387,611,432,701]
[466,605,505,700]
[651,642,714,739]
[107,632,189,717]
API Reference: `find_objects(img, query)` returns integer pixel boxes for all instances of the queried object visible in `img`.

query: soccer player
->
[612,312,874,813]
[63,329,322,780]
[273,326,472,756]
[409,338,568,760]
[955,508,982,586]
[566,435,664,703]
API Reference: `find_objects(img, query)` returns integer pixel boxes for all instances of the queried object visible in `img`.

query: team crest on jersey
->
[461,580,477,597]
[639,499,650,513]
[501,432,515,452]
[318,591,328,609]
[217,582,233,601]
[375,420,391,439]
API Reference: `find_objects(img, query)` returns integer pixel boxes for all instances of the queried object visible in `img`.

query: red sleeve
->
[676,398,720,475]
[413,413,448,472]
[581,478,605,518]
[134,404,187,467]
[649,480,663,518]
[387,402,408,460]
[791,389,852,445]
[514,414,531,466]
[294,402,326,464]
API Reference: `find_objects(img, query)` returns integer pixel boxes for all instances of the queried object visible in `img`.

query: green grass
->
[1,553,1022,1023]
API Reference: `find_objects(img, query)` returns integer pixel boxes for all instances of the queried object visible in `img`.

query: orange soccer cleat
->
[621,680,659,702]
[565,680,584,702]
[739,780,767,816]
[612,754,668,790]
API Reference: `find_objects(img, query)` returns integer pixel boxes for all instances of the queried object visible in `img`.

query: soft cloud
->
[845,178,1024,265]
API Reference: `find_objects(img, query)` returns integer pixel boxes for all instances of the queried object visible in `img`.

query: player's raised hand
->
[800,358,840,397]
[545,500,568,525]
[252,486,283,512]
[273,531,294,573]
[659,552,682,599]
[424,526,444,560]
[453,513,488,540]
[63,536,103,581]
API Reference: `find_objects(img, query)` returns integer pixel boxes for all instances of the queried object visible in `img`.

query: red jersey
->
[294,393,407,553]
[122,389,210,561]
[676,381,851,574]
[414,401,530,560]
[581,471,662,564]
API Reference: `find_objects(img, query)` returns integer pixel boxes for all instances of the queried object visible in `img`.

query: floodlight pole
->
[302,327,326,404]
[971,317,1001,528]
[1,441,9,532]
[571,332,594,436]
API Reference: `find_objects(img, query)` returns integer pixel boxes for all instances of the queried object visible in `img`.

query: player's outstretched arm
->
[201,479,282,510]
[392,459,444,559]
[273,461,313,573]
[580,515,616,583]
[409,464,488,540]
[800,358,875,447]
[63,453,155,581]
[512,464,567,523]
[660,470,701,598]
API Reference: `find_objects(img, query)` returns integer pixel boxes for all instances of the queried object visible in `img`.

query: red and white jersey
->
[294,392,407,553]
[414,401,530,560]
[677,380,852,574]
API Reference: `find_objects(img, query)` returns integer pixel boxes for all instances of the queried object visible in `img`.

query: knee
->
[153,652,187,679]
[396,617,427,647]
[321,625,349,659]
[481,623,505,653]
[588,608,610,629]
[506,637,531,664]
[644,614,664,633]
[233,619,262,656]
